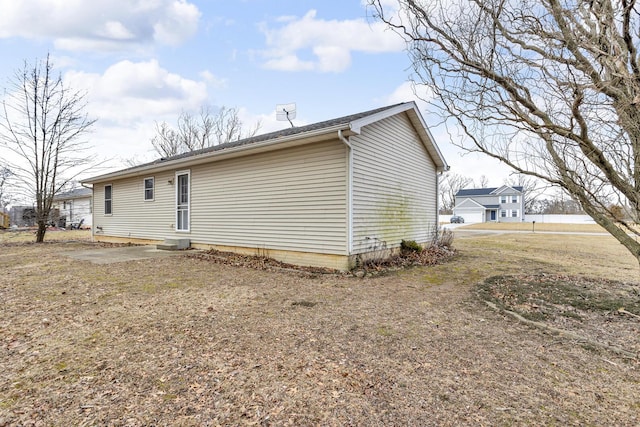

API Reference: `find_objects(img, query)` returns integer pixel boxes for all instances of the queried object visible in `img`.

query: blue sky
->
[0,0,510,183]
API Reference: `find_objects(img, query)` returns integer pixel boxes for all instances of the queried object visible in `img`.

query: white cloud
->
[259,9,404,72]
[63,60,210,170]
[0,0,200,52]
[199,70,228,89]
[382,81,432,106]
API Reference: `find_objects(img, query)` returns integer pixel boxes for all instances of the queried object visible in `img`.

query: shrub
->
[401,239,422,253]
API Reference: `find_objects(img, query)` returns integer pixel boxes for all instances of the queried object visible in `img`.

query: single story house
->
[82,102,449,270]
[454,186,524,223]
[52,187,93,228]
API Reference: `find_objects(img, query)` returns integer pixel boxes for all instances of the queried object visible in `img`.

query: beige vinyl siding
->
[190,140,347,254]
[94,140,348,254]
[351,113,437,254]
[92,171,176,240]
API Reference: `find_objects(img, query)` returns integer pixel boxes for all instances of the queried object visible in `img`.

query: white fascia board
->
[82,124,347,184]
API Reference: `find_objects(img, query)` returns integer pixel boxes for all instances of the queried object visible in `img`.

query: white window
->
[511,209,518,217]
[104,184,112,215]
[500,195,507,203]
[511,195,518,203]
[144,177,154,201]
[501,209,507,217]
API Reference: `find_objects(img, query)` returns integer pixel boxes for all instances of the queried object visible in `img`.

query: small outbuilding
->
[82,102,448,270]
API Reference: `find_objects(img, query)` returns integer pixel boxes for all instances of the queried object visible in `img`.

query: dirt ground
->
[1,230,639,426]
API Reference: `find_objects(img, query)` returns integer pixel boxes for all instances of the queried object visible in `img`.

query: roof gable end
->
[492,185,523,194]
[456,198,485,208]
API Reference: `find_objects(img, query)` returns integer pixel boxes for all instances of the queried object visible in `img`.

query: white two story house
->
[454,186,524,223]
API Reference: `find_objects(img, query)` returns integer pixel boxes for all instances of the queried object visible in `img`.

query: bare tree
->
[0,164,13,212]
[370,0,640,263]
[0,55,95,242]
[440,172,473,214]
[152,106,262,157]
[476,174,489,189]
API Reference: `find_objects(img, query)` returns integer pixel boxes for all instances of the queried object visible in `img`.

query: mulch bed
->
[186,245,457,277]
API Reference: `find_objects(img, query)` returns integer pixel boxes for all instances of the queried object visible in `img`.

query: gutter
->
[337,129,353,254]
[82,124,349,184]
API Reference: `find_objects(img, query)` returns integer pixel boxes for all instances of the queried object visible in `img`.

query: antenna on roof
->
[276,103,296,128]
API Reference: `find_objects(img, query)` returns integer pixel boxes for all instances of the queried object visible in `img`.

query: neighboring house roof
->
[455,186,523,197]
[83,102,449,184]
[53,187,92,201]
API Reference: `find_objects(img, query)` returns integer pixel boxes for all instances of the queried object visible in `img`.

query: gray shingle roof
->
[456,186,523,197]
[53,187,92,200]
[142,103,406,167]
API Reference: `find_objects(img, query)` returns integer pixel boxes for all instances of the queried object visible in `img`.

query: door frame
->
[175,170,190,232]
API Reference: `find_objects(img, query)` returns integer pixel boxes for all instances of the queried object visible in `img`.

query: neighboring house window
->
[501,210,507,217]
[500,195,507,203]
[511,209,519,218]
[144,177,154,201]
[104,184,112,215]
[511,195,518,203]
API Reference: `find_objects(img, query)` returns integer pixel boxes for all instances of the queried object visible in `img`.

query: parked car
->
[450,215,465,224]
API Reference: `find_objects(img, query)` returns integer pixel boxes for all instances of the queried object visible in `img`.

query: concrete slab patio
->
[62,245,191,264]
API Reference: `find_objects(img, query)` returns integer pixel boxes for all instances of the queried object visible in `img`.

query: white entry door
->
[176,171,190,231]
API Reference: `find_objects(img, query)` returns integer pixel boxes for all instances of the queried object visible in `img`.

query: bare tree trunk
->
[0,54,95,243]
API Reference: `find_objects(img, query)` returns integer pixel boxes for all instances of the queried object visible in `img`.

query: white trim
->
[83,125,347,184]
[143,176,155,201]
[175,170,190,233]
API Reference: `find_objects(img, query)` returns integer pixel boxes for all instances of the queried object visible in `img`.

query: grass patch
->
[459,222,605,233]
[1,231,639,425]
[0,229,91,244]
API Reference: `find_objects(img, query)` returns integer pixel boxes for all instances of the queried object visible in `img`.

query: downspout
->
[436,172,440,241]
[337,129,353,254]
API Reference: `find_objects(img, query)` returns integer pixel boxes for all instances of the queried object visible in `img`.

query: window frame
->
[144,177,155,201]
[500,209,507,218]
[511,209,519,218]
[511,195,518,203]
[104,184,113,215]
[500,195,507,204]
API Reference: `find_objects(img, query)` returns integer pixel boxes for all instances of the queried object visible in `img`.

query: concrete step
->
[156,243,178,251]
[156,238,190,251]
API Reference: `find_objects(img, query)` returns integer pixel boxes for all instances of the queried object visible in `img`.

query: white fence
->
[523,214,595,224]
[440,214,595,224]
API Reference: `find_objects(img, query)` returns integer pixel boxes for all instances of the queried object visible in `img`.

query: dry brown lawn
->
[1,229,639,426]
[458,221,606,233]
